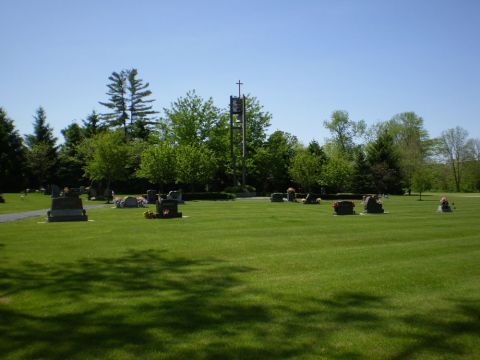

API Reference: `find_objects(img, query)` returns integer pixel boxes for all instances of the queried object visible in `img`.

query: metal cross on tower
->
[236,80,243,97]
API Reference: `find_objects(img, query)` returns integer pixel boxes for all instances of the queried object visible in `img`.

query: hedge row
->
[293,193,367,200]
[182,192,236,200]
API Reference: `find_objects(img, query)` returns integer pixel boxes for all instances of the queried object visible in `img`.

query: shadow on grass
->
[0,250,478,359]
[0,250,308,359]
[389,298,480,360]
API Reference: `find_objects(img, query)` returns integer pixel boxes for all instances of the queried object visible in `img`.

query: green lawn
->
[0,192,53,213]
[0,194,479,359]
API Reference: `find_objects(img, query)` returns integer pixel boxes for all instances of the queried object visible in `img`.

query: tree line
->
[1,68,479,195]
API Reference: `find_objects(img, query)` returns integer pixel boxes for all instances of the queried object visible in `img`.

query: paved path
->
[0,204,108,223]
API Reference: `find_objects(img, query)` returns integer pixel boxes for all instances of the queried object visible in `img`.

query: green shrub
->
[183,192,236,200]
[295,193,366,200]
[223,185,256,193]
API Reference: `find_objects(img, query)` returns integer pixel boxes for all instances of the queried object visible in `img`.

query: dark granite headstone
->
[47,197,87,222]
[88,187,97,200]
[363,196,384,214]
[146,190,157,204]
[88,181,106,201]
[304,193,319,204]
[104,189,113,203]
[287,190,296,202]
[333,200,355,215]
[167,190,184,204]
[438,197,452,212]
[155,199,182,218]
[0,194,5,203]
[51,184,61,198]
[271,193,284,202]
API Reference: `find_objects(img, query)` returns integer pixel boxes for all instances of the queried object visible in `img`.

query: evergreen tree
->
[58,123,85,186]
[307,140,326,159]
[367,130,403,194]
[127,69,158,140]
[26,143,57,188]
[99,71,129,137]
[0,107,27,191]
[100,69,157,139]
[351,150,373,194]
[25,107,57,148]
[82,110,105,138]
[24,107,58,187]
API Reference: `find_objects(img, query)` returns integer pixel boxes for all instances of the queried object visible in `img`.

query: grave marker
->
[155,199,182,218]
[47,197,88,222]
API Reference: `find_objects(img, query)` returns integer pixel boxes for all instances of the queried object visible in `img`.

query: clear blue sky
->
[1,0,479,145]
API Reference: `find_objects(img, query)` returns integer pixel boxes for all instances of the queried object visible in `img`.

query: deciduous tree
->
[78,131,130,191]
[440,127,469,192]
[289,146,324,192]
[136,142,177,191]
[323,110,365,159]
[175,144,218,191]
[412,165,433,200]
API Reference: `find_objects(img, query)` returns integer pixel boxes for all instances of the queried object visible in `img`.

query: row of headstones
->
[271,192,454,215]
[271,193,384,215]
[46,189,184,222]
[113,191,182,208]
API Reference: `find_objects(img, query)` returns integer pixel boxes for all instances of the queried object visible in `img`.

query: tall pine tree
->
[82,110,105,138]
[0,107,27,191]
[58,123,85,186]
[25,107,57,148]
[25,107,58,187]
[128,69,158,140]
[351,149,373,194]
[100,69,157,139]
[99,71,129,137]
[367,130,403,194]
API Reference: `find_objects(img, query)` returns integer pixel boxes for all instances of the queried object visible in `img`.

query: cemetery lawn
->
[0,194,479,359]
[0,193,53,214]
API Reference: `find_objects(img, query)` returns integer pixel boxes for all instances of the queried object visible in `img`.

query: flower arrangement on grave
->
[144,210,156,219]
[113,197,123,208]
[136,197,147,207]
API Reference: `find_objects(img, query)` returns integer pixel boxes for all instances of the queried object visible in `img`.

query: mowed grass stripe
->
[0,194,479,359]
